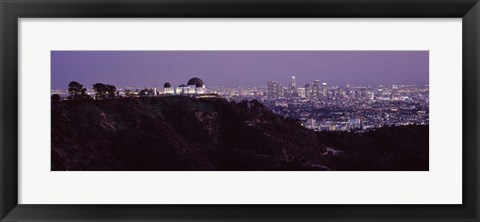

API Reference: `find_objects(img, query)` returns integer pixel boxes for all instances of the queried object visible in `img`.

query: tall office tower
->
[275,82,283,98]
[267,81,275,99]
[283,88,291,98]
[345,83,351,96]
[290,76,296,90]
[298,87,306,98]
[322,82,327,97]
[312,80,320,97]
[304,84,312,98]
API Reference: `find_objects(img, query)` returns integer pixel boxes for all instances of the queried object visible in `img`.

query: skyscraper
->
[312,80,320,97]
[268,81,283,99]
[267,81,275,99]
[304,84,312,99]
[322,82,327,97]
[345,83,351,97]
[290,76,296,90]
[275,82,283,98]
[298,87,306,98]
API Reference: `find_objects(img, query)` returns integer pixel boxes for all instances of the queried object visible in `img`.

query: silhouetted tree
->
[106,84,117,98]
[93,83,117,99]
[51,94,61,102]
[93,83,107,99]
[139,88,154,96]
[67,81,89,100]
[124,89,135,97]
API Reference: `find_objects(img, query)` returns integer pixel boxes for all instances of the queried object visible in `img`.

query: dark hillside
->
[52,97,328,170]
[51,97,428,171]
[317,125,429,170]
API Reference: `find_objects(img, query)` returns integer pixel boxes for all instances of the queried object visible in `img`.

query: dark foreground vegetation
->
[51,96,428,171]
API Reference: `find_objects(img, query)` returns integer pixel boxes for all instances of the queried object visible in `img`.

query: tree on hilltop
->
[51,94,61,102]
[93,83,117,99]
[67,81,89,100]
[106,84,117,98]
[124,89,136,97]
[139,88,154,96]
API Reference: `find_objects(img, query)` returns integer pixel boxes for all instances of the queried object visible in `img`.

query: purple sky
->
[51,51,428,89]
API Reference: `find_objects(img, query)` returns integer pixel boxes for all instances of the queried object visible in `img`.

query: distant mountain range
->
[51,97,428,171]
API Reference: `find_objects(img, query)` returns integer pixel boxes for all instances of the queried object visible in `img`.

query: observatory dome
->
[187,77,204,87]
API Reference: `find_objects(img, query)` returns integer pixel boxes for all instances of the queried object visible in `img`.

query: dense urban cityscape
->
[216,76,428,132]
[51,75,429,133]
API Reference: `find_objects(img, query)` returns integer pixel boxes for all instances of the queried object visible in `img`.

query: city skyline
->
[51,51,429,89]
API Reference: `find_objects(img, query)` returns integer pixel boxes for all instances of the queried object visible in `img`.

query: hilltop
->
[51,96,428,171]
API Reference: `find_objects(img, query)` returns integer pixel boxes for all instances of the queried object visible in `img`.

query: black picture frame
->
[1,0,479,221]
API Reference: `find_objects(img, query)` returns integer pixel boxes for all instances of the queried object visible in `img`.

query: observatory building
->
[163,82,174,94]
[163,77,206,95]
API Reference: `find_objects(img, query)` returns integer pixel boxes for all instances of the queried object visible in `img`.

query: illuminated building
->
[163,82,174,94]
[322,82,327,97]
[275,82,283,98]
[164,77,207,95]
[290,76,296,91]
[267,81,283,99]
[267,81,275,99]
[297,87,306,98]
[304,84,312,99]
[312,80,320,97]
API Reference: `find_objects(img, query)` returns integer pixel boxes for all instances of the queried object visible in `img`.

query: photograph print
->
[51,51,429,171]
